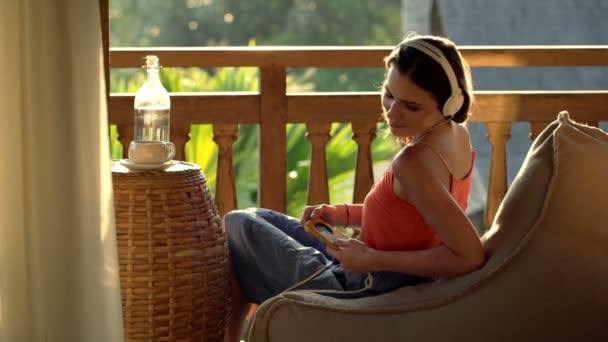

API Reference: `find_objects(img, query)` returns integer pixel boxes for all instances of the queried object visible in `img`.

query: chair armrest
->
[249,269,489,342]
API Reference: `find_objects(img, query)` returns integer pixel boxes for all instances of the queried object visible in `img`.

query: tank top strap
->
[413,141,454,176]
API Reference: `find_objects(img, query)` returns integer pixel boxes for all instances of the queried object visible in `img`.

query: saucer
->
[119,159,177,171]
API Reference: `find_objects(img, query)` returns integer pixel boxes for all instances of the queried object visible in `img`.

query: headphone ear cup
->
[402,39,465,117]
[442,90,464,117]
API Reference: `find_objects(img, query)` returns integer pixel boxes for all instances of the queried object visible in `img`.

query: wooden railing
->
[108,46,608,228]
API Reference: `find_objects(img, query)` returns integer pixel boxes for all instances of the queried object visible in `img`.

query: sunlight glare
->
[186,0,212,8]
[224,13,234,24]
[148,25,160,37]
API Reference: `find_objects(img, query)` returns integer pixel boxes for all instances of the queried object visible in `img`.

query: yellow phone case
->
[304,217,339,250]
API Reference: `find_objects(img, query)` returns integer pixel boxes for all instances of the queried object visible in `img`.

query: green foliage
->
[276,0,401,46]
[110,0,402,92]
[110,0,400,47]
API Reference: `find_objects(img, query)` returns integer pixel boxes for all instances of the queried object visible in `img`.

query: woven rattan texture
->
[113,166,230,341]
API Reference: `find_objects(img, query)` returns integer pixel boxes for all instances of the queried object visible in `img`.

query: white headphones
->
[402,39,464,117]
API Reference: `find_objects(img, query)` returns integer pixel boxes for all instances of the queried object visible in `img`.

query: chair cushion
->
[483,110,608,269]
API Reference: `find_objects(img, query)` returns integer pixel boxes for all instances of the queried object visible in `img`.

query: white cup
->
[128,140,175,164]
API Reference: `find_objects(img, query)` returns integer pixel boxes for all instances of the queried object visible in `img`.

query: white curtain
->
[0,0,123,341]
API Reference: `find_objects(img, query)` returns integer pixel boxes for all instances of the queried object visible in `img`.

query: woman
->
[224,34,485,341]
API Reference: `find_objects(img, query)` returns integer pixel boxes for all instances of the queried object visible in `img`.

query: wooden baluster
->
[485,122,512,228]
[529,121,552,141]
[259,66,287,212]
[213,124,239,216]
[172,120,190,161]
[351,122,377,203]
[116,123,134,159]
[305,123,332,205]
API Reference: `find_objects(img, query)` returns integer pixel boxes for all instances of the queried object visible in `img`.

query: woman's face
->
[381,65,444,139]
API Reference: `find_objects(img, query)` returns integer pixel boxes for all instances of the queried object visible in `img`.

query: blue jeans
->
[224,208,429,304]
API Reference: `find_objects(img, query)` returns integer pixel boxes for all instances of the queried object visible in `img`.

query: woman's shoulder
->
[443,123,474,178]
[391,143,443,184]
[392,123,472,185]
[389,142,449,205]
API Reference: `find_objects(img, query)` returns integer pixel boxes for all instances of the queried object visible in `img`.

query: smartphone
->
[304,217,339,250]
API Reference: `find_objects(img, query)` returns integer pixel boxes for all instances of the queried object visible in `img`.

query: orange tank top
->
[361,150,476,251]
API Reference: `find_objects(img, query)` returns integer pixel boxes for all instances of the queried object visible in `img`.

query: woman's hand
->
[300,204,340,226]
[326,239,377,274]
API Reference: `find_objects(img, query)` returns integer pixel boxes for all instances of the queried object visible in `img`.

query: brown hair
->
[384,34,474,123]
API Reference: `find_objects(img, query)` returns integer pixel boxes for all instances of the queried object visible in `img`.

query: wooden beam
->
[471,91,608,122]
[109,91,608,127]
[286,91,608,123]
[109,47,389,68]
[109,46,608,68]
[108,93,260,125]
[461,46,608,67]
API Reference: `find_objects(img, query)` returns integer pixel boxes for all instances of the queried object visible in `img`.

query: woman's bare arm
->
[374,145,485,277]
[331,145,485,278]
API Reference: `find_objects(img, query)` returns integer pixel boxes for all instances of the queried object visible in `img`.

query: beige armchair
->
[249,112,608,341]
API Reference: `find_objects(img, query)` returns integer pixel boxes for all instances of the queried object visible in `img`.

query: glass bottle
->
[134,55,171,142]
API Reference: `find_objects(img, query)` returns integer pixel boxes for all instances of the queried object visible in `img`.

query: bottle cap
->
[144,55,160,68]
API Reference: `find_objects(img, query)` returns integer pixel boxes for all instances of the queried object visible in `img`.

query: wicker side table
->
[112,161,230,342]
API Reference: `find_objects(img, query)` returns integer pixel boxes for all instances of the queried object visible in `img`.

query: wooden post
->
[306,123,331,205]
[486,122,512,228]
[259,67,287,212]
[172,120,191,161]
[116,123,133,158]
[351,122,377,203]
[213,124,239,216]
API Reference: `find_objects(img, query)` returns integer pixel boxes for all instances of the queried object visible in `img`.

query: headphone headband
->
[402,39,464,117]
